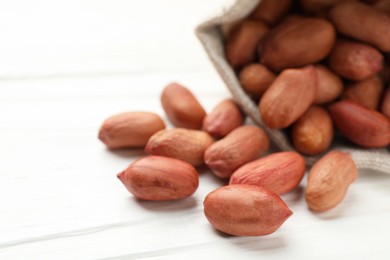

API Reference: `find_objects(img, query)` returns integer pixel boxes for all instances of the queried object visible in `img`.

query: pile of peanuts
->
[227,0,390,154]
[98,0,390,237]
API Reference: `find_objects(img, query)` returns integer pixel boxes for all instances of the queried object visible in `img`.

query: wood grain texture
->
[0,0,389,259]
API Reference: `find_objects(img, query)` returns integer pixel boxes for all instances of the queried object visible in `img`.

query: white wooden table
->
[0,1,390,259]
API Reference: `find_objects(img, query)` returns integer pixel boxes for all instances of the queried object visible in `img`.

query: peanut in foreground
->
[204,125,269,179]
[230,152,306,195]
[117,156,199,201]
[306,150,358,212]
[204,184,292,236]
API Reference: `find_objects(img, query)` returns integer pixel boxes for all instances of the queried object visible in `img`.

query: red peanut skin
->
[327,39,383,81]
[229,152,306,195]
[313,64,344,105]
[161,82,206,129]
[202,99,245,138]
[300,0,354,14]
[145,128,214,166]
[259,65,317,129]
[306,151,358,212]
[329,100,390,147]
[239,63,276,100]
[250,0,292,25]
[204,125,269,179]
[260,17,335,71]
[226,20,269,70]
[117,156,199,201]
[98,112,165,149]
[329,1,390,52]
[292,106,334,155]
[343,76,384,110]
[203,184,293,236]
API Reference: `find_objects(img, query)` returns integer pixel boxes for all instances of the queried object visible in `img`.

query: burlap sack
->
[196,0,390,173]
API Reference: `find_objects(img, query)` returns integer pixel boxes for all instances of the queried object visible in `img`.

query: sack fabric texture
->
[196,0,390,173]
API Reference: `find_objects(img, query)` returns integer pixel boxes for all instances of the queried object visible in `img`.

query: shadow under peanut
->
[311,201,352,220]
[231,234,288,251]
[109,148,146,158]
[133,196,198,213]
[281,186,304,206]
[313,169,390,220]
[211,228,288,251]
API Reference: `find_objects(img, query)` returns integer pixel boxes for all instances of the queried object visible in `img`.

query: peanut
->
[329,100,390,148]
[226,20,269,70]
[250,0,292,25]
[329,1,390,52]
[203,184,292,236]
[292,106,334,155]
[117,156,198,201]
[306,150,358,212]
[204,125,269,179]
[230,152,306,195]
[161,82,206,129]
[238,63,276,100]
[343,76,384,110]
[202,99,245,138]
[313,64,344,105]
[98,112,165,149]
[259,65,317,129]
[260,17,335,71]
[327,39,383,81]
[145,128,214,166]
